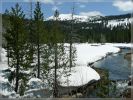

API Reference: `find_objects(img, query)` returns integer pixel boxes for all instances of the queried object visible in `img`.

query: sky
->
[1,0,133,19]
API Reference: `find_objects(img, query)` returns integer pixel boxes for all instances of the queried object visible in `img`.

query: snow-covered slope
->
[47,14,88,22]
[47,13,131,27]
[107,18,132,27]
[47,14,103,22]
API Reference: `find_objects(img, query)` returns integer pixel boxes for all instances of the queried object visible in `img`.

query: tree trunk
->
[37,41,40,78]
[53,44,58,97]
[7,44,9,66]
[37,19,40,78]
[15,24,19,93]
[69,4,74,70]
[29,1,34,63]
[69,40,72,70]
[15,51,19,92]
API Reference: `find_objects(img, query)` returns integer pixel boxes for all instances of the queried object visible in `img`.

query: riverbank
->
[59,67,109,98]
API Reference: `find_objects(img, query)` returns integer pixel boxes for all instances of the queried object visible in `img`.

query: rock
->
[124,53,131,62]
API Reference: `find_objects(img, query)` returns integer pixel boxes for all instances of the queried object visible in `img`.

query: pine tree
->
[53,9,59,97]
[44,9,68,97]
[4,3,28,93]
[100,34,106,44]
[49,9,72,97]
[69,4,76,71]
[28,1,35,65]
[34,1,44,78]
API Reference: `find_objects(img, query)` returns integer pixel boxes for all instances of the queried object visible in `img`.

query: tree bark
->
[15,52,19,92]
[69,40,72,70]
[54,44,58,97]
[37,42,40,78]
[15,33,19,92]
[37,20,40,79]
[15,23,19,93]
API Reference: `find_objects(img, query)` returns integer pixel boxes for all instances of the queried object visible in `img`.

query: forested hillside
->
[2,13,131,44]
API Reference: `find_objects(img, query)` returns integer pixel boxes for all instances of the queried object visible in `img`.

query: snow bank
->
[106,43,132,49]
[75,43,120,66]
[28,78,42,86]
[27,78,48,91]
[60,66,100,87]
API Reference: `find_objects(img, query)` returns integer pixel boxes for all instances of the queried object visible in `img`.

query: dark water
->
[93,49,131,80]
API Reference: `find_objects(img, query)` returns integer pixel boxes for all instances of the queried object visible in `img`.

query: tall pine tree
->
[34,1,44,78]
[69,4,76,70]
[4,3,28,93]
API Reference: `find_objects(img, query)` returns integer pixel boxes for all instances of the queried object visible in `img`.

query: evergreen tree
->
[47,9,68,97]
[69,4,76,71]
[53,9,59,97]
[4,3,29,93]
[34,1,44,78]
[100,34,106,44]
[28,1,35,66]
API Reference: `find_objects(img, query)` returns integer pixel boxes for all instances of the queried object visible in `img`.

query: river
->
[93,49,131,81]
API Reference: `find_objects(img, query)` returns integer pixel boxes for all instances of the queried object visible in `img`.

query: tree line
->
[57,20,131,43]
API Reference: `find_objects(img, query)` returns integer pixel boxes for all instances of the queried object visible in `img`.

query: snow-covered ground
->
[75,43,120,66]
[59,66,100,87]
[0,43,131,97]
